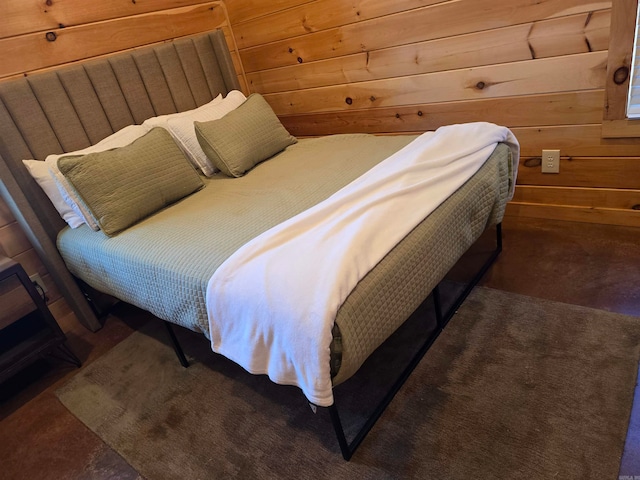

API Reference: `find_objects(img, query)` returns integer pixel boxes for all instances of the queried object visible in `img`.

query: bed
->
[0,29,518,459]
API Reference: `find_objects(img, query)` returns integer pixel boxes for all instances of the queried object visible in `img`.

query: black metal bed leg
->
[164,321,189,368]
[329,404,352,461]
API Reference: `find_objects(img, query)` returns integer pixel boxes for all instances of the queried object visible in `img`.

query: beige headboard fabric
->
[0,29,241,330]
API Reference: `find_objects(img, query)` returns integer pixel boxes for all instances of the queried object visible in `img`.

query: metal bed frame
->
[163,223,502,460]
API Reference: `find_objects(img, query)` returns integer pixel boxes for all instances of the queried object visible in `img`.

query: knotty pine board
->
[512,185,640,209]
[0,3,228,78]
[279,91,606,135]
[237,0,610,72]
[0,0,215,39]
[517,156,640,189]
[506,203,640,227]
[263,52,607,115]
[248,12,610,95]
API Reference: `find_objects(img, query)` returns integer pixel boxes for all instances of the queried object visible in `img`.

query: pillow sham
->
[22,160,84,229]
[144,91,247,176]
[58,128,204,237]
[194,93,297,178]
[142,93,222,128]
[43,124,154,230]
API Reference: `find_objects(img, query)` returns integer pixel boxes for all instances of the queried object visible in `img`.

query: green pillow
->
[58,127,204,236]
[194,93,297,177]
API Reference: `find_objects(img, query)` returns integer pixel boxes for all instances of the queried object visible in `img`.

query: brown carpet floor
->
[56,287,640,479]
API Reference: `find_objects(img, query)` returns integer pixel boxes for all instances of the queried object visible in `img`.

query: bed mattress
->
[57,133,512,383]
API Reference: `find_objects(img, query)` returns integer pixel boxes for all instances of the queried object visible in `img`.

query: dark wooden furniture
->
[0,255,80,383]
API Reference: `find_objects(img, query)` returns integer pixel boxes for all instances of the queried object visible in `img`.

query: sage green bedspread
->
[57,133,511,384]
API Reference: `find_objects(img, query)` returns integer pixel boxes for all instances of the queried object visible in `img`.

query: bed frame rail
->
[328,222,502,460]
[165,222,503,460]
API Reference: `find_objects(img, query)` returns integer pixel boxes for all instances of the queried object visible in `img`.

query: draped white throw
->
[206,122,520,406]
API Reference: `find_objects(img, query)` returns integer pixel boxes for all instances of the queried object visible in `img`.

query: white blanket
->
[206,122,519,407]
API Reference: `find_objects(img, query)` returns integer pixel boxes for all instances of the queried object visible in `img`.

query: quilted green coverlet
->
[57,134,414,334]
[57,134,511,383]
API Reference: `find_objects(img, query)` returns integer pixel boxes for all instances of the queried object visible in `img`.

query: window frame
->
[602,0,640,138]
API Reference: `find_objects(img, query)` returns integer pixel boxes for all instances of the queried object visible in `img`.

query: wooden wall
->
[226,0,640,227]
[0,0,244,319]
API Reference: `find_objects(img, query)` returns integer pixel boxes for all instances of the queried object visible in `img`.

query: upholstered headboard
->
[0,29,241,331]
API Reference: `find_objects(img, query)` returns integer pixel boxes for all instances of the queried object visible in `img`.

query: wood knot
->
[476,81,486,90]
[288,47,294,53]
[632,204,640,211]
[345,97,353,105]
[45,31,57,42]
[297,57,303,63]
[45,0,53,5]
[395,113,400,119]
[369,96,376,102]
[417,111,423,116]
[524,157,542,168]
[614,66,629,85]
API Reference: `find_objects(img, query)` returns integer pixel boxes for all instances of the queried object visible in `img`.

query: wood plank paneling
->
[517,156,640,189]
[264,52,607,115]
[280,91,606,136]
[234,0,449,49]
[512,185,640,209]
[0,0,216,39]
[238,1,609,72]
[528,10,610,58]
[13,249,46,278]
[250,24,534,94]
[224,0,314,25]
[0,198,15,227]
[226,0,640,228]
[249,12,610,95]
[511,125,640,157]
[506,203,640,227]
[0,3,228,78]
[308,128,640,160]
[0,223,31,258]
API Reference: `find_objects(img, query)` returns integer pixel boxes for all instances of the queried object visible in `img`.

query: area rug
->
[56,287,640,479]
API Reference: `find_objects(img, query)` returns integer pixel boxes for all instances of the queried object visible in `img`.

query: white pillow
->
[144,91,247,176]
[22,160,85,229]
[44,124,153,230]
[142,93,223,129]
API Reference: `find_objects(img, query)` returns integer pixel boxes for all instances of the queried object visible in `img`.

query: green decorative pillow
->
[194,93,297,177]
[58,127,204,236]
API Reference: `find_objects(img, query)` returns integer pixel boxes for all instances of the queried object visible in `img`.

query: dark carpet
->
[56,287,640,479]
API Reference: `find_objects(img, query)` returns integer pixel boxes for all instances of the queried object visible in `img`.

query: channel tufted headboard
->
[0,29,241,331]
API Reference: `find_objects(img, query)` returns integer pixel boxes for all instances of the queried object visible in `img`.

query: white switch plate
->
[542,149,560,174]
